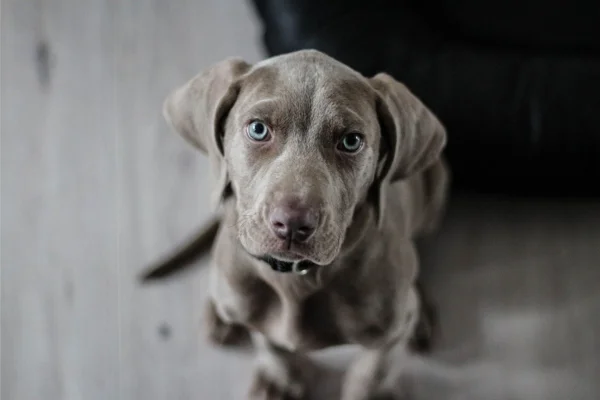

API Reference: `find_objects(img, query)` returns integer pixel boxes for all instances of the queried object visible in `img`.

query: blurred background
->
[1,0,599,399]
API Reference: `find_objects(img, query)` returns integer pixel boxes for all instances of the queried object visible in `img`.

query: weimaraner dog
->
[141,49,449,400]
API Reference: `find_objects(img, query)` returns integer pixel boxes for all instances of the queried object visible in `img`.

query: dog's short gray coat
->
[148,49,449,399]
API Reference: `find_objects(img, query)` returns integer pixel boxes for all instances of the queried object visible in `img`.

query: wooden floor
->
[1,1,599,399]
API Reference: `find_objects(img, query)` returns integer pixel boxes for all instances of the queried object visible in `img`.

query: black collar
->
[256,255,316,275]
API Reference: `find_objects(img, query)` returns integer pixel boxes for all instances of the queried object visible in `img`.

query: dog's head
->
[163,50,446,267]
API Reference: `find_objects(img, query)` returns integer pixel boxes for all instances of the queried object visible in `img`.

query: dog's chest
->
[214,268,396,350]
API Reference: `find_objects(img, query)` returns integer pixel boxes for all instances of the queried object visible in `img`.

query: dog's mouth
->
[256,254,317,275]
[237,224,336,274]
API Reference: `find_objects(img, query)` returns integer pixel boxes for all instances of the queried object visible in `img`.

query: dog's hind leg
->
[408,280,437,354]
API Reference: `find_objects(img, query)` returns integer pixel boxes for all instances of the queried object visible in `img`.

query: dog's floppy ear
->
[163,58,251,207]
[370,73,447,228]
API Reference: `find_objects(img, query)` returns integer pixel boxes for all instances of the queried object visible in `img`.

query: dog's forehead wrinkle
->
[341,106,369,126]
[249,97,282,108]
[310,84,375,134]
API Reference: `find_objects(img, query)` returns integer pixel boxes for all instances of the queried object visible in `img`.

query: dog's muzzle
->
[257,255,316,275]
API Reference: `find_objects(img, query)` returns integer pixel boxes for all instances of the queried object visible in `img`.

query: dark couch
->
[250,0,600,196]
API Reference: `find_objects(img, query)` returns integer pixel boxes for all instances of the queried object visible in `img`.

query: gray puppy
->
[142,50,449,400]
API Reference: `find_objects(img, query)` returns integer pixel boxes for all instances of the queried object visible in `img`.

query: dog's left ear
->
[163,58,251,208]
[370,73,447,228]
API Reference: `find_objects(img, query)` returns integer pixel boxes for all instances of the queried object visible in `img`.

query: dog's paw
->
[205,301,249,347]
[247,367,307,400]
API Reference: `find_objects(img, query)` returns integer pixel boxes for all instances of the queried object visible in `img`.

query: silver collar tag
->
[293,261,311,275]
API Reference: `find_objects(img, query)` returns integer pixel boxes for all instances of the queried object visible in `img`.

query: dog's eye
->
[337,133,364,153]
[246,120,271,141]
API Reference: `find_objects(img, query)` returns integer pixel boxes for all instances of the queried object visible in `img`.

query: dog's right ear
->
[370,73,447,229]
[163,58,251,207]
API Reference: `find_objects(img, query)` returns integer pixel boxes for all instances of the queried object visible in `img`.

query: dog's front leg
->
[341,286,421,400]
[248,332,311,400]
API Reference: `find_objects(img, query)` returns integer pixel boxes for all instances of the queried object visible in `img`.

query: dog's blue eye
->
[338,133,363,153]
[247,120,270,141]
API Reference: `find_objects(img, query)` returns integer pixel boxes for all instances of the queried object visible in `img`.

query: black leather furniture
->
[250,0,600,196]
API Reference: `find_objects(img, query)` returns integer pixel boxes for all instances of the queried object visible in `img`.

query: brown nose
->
[269,203,319,243]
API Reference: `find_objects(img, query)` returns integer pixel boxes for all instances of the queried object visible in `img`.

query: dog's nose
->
[269,204,318,243]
